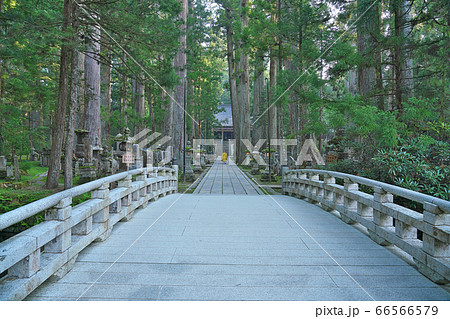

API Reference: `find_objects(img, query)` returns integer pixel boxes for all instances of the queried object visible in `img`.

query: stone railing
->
[0,166,178,300]
[283,169,450,284]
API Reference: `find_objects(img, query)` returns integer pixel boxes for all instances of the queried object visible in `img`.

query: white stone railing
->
[0,166,178,300]
[283,169,450,284]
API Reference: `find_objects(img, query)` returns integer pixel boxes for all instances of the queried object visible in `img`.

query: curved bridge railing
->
[0,166,178,300]
[283,169,450,285]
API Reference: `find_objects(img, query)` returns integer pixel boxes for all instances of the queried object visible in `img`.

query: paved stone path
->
[194,160,263,195]
[26,164,450,301]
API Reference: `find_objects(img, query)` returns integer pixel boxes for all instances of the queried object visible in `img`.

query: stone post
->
[423,202,449,257]
[418,202,450,283]
[133,144,143,169]
[13,155,20,181]
[0,156,6,178]
[184,143,195,182]
[118,175,133,221]
[45,198,72,253]
[136,170,148,208]
[91,183,111,241]
[323,174,335,203]
[172,165,179,193]
[369,186,393,245]
[342,178,358,224]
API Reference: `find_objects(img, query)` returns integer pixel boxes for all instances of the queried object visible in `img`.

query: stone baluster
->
[118,175,132,221]
[369,186,393,245]
[72,202,93,236]
[309,173,320,203]
[342,178,358,224]
[332,179,344,212]
[136,170,147,197]
[298,172,307,196]
[142,168,151,196]
[423,202,449,257]
[136,170,150,208]
[8,249,40,279]
[172,165,179,193]
[91,183,111,241]
[43,198,74,279]
[45,198,72,253]
[418,202,450,283]
[323,174,335,205]
[309,173,319,194]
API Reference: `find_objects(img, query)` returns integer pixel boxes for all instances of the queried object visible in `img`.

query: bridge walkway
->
[194,160,263,195]
[26,163,449,301]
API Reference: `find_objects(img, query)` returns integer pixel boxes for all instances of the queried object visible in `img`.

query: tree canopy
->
[0,0,448,198]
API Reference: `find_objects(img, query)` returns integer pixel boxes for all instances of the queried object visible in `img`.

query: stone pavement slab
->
[26,194,450,301]
[194,160,263,195]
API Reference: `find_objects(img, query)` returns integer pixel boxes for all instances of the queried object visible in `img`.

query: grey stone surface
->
[194,160,263,195]
[26,193,450,301]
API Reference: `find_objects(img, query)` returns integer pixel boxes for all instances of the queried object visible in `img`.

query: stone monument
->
[184,141,195,182]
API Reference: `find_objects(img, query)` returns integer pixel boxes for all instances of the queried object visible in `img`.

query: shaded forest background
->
[0,0,448,199]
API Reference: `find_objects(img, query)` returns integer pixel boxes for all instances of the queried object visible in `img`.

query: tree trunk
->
[172,0,188,167]
[132,74,145,135]
[294,0,306,154]
[64,3,80,190]
[269,47,278,142]
[393,0,414,112]
[237,0,250,164]
[46,0,72,189]
[276,0,283,141]
[76,52,85,130]
[146,84,156,132]
[357,0,379,101]
[84,20,101,147]
[120,53,128,126]
[100,39,112,139]
[252,52,265,145]
[285,55,299,151]
[225,4,240,160]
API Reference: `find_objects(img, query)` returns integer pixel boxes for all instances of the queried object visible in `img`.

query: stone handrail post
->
[45,198,72,254]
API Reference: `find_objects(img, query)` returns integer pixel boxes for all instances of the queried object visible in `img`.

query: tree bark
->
[393,0,414,112]
[225,3,240,160]
[46,0,72,189]
[84,19,101,147]
[269,47,278,142]
[120,53,128,126]
[252,52,265,145]
[276,0,283,141]
[237,0,250,164]
[64,3,80,190]
[357,0,380,102]
[132,73,145,135]
[100,39,112,139]
[172,0,188,167]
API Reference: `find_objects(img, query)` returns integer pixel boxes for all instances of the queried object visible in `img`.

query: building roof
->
[215,104,233,127]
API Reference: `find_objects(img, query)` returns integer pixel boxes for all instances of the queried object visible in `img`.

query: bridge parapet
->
[283,169,450,285]
[0,166,178,300]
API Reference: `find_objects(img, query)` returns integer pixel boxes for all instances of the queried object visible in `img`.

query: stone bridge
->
[0,162,449,301]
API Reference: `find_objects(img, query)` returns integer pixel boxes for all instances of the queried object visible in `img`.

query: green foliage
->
[72,192,92,207]
[325,136,449,201]
[325,95,399,153]
[0,189,53,214]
